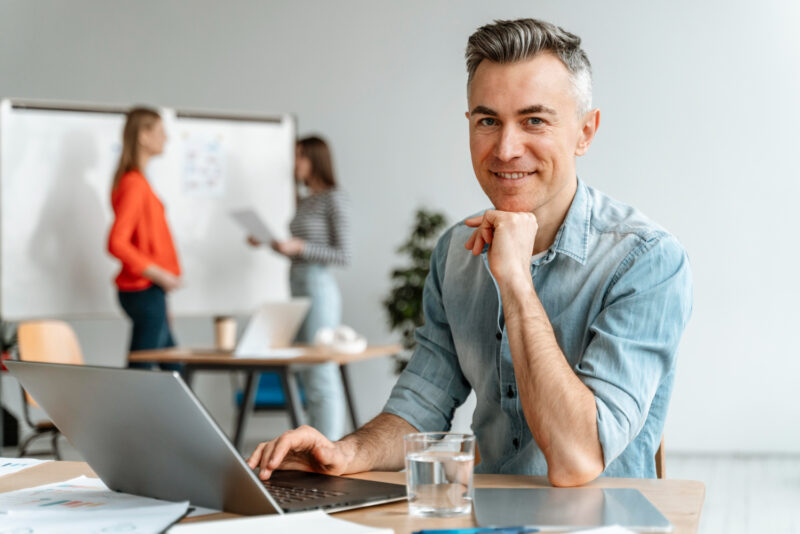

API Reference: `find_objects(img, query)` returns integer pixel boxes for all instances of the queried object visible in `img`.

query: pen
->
[412,528,539,534]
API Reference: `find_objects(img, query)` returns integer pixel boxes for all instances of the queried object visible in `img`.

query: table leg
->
[280,369,304,428]
[339,365,359,431]
[233,372,256,451]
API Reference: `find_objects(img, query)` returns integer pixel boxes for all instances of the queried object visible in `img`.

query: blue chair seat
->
[235,372,306,409]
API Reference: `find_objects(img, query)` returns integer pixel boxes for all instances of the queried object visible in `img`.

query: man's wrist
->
[336,435,363,473]
[497,268,535,298]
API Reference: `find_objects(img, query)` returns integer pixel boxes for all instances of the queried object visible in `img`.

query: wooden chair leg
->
[18,432,40,457]
[655,436,666,479]
[51,432,62,460]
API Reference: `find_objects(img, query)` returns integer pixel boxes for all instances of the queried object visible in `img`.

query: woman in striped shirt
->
[254,135,352,440]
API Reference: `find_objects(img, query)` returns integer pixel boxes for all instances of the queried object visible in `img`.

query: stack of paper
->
[0,456,51,477]
[0,476,189,533]
[168,510,393,533]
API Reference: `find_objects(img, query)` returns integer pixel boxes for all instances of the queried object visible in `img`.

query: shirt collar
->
[550,177,591,265]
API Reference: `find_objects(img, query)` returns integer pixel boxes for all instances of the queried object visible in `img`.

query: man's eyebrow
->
[470,105,497,116]
[470,104,558,116]
[518,105,557,116]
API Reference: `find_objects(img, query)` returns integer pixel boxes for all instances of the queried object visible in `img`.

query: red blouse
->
[108,170,181,291]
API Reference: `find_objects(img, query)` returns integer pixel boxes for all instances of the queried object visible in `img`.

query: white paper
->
[0,476,189,533]
[234,347,306,359]
[570,527,637,533]
[1,503,189,534]
[168,509,393,533]
[230,208,277,243]
[0,457,51,477]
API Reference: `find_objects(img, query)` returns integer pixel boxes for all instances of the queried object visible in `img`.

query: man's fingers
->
[465,229,478,251]
[267,434,296,471]
[481,224,494,246]
[464,215,483,227]
[471,230,485,256]
[259,441,278,479]
[248,441,267,468]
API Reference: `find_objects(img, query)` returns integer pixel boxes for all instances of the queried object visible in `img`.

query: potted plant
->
[383,208,447,373]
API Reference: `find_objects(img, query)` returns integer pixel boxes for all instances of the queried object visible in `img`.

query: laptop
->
[6,360,406,515]
[234,298,311,356]
[474,487,673,532]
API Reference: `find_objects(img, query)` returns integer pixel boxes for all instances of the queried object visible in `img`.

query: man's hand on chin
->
[464,210,538,287]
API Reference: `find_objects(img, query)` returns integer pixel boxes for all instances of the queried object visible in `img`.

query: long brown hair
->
[112,107,161,189]
[297,135,336,188]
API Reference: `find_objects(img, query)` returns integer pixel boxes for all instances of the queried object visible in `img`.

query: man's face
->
[467,53,595,215]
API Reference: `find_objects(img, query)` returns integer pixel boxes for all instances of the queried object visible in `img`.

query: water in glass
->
[404,433,475,517]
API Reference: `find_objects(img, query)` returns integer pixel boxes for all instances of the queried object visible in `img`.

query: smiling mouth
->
[492,171,535,180]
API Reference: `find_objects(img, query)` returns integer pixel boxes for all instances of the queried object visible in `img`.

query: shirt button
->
[496,332,502,341]
[506,385,515,398]
[512,438,520,449]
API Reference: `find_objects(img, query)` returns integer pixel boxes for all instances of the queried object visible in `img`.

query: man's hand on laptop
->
[248,425,355,480]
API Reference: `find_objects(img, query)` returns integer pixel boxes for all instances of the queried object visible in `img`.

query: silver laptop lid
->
[235,298,311,356]
[5,360,281,516]
[474,487,673,532]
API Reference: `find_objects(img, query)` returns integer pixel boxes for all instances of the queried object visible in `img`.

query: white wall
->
[1,0,799,453]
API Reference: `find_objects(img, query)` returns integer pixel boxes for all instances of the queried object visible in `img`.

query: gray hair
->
[466,19,593,116]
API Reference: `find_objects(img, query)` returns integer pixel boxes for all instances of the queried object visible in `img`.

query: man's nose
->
[494,125,525,161]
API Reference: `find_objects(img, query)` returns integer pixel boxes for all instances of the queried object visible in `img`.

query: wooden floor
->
[4,441,799,533]
[668,453,800,533]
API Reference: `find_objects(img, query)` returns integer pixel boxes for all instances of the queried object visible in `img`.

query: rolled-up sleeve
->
[576,234,693,467]
[383,229,472,432]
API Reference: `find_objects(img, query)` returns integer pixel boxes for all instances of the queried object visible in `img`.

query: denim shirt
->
[383,179,693,478]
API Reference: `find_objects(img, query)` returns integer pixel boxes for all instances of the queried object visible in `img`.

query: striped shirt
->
[290,188,352,266]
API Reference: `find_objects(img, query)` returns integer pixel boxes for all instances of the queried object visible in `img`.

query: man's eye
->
[526,117,543,126]
[478,118,497,127]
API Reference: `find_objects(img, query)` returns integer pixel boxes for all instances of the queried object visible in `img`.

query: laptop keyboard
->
[262,480,346,505]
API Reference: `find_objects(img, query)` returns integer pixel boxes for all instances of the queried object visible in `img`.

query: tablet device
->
[474,487,673,532]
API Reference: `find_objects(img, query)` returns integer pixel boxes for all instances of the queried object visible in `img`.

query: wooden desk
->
[129,345,400,450]
[0,462,705,533]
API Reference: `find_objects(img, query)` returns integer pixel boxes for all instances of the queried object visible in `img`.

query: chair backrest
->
[655,436,666,479]
[17,321,84,409]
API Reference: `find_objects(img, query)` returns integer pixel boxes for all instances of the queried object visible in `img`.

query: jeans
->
[290,264,347,440]
[118,285,181,373]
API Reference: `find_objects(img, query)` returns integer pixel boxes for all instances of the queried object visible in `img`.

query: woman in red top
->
[108,108,182,356]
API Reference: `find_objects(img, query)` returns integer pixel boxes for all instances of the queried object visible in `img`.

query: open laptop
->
[6,360,406,515]
[234,298,311,356]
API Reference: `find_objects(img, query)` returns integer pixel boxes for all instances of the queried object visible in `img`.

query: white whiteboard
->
[0,100,295,320]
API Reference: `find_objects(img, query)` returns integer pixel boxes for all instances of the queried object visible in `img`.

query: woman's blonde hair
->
[112,107,161,189]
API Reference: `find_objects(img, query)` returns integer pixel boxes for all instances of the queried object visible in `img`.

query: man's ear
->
[465,111,470,120]
[575,109,600,156]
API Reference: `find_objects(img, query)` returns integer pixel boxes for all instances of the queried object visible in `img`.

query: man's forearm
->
[339,412,418,473]
[502,276,604,486]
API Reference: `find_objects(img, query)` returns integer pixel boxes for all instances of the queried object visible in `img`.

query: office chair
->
[16,320,85,459]
[234,372,307,412]
[656,436,666,479]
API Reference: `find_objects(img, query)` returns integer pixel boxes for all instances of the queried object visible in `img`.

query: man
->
[248,18,692,487]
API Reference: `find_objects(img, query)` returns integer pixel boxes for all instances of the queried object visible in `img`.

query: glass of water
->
[404,432,475,517]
